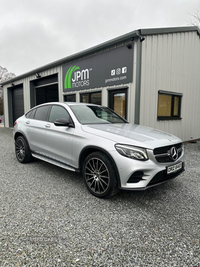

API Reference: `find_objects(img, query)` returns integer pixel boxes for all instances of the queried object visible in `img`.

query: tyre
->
[15,136,33,163]
[82,151,118,198]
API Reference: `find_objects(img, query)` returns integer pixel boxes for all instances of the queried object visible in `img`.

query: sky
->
[0,0,200,76]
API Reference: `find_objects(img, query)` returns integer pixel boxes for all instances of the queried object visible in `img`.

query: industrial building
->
[1,26,200,141]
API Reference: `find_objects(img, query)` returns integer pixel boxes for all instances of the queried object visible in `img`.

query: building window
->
[64,94,76,102]
[80,92,101,105]
[108,88,127,119]
[157,91,182,120]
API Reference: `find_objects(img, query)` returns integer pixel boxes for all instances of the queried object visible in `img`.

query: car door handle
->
[26,121,30,124]
[45,124,51,128]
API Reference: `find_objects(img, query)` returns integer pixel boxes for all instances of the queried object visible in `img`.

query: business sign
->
[63,46,133,92]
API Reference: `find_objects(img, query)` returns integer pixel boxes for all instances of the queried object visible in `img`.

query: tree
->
[0,65,16,115]
[0,66,16,83]
[189,10,200,29]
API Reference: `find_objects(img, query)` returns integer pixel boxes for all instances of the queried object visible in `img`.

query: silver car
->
[14,102,184,198]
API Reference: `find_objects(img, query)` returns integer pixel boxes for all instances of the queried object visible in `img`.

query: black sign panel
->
[63,46,133,92]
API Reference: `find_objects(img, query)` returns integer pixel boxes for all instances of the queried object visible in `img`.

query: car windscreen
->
[70,105,127,124]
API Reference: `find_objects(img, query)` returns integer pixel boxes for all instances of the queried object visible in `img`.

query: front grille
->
[154,143,183,163]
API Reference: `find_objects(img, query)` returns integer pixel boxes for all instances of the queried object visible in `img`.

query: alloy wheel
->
[85,157,110,194]
[15,138,26,161]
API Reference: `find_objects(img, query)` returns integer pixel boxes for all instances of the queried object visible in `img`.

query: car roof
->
[25,102,102,115]
[64,102,100,107]
[35,102,100,107]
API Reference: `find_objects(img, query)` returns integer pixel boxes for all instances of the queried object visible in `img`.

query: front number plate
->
[167,162,182,174]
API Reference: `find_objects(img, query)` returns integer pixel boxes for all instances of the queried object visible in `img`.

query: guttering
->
[140,26,200,36]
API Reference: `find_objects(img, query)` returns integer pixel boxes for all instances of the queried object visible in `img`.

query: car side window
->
[49,105,70,123]
[34,106,50,121]
[26,109,36,119]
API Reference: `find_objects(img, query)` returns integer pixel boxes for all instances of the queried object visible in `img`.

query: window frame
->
[80,91,102,105]
[64,94,76,102]
[157,90,182,120]
[108,88,128,120]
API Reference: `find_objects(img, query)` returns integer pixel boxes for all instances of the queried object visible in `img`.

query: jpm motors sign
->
[63,46,133,92]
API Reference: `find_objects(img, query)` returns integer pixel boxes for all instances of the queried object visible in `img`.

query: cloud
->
[0,0,200,75]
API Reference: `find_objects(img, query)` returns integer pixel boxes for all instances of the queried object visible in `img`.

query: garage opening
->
[12,85,24,124]
[7,84,24,127]
[32,74,58,106]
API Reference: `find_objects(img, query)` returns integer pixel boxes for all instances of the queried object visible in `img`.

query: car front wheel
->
[82,152,118,198]
[15,136,33,163]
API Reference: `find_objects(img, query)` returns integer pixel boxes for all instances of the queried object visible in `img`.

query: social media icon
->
[122,67,127,74]
[111,70,115,76]
[116,68,121,75]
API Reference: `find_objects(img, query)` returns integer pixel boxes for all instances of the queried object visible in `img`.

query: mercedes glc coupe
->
[14,102,184,198]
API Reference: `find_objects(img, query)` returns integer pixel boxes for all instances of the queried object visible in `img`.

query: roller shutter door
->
[34,74,58,105]
[12,86,24,122]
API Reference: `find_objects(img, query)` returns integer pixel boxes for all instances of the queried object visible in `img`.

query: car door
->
[43,104,74,166]
[25,105,51,154]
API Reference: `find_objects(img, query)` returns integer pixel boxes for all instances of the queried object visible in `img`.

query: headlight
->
[115,144,148,161]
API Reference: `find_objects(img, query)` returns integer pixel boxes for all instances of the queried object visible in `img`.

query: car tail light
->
[14,121,17,126]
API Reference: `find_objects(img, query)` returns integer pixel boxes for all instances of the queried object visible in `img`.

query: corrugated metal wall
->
[3,66,62,127]
[140,31,200,141]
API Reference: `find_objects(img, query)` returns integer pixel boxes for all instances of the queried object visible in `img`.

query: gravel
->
[0,127,199,266]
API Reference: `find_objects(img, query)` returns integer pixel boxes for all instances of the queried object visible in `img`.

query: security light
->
[126,43,132,49]
[35,73,41,78]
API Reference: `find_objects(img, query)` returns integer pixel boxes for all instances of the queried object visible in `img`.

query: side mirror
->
[54,118,74,127]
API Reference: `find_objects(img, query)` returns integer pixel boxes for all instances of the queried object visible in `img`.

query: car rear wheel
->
[15,136,33,163]
[82,152,118,198]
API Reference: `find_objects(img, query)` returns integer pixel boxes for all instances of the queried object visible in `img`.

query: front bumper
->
[120,163,185,190]
[110,147,185,190]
